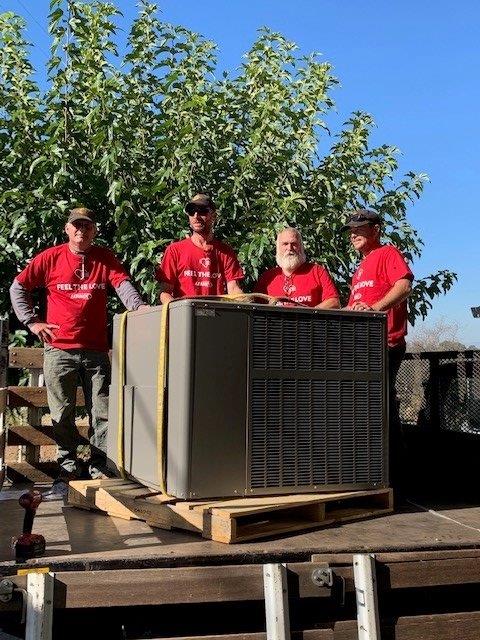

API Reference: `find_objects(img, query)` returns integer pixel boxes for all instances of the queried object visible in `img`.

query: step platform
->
[68,479,393,544]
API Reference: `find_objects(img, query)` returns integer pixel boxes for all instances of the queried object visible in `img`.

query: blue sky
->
[2,0,479,345]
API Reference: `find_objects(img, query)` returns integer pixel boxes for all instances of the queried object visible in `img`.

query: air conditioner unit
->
[107,300,388,498]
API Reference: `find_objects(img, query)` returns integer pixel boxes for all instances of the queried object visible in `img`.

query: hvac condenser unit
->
[107,300,388,498]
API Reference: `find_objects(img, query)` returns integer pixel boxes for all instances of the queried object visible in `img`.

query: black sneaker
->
[43,472,77,500]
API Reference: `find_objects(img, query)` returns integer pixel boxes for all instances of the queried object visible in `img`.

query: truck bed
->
[1,489,479,573]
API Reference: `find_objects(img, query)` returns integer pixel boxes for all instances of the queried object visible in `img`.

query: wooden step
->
[7,386,85,408]
[6,461,58,484]
[7,346,111,369]
[7,423,89,446]
[68,480,393,544]
[8,347,44,369]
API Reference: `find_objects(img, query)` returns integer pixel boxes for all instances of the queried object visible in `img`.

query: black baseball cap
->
[342,209,381,231]
[185,193,216,213]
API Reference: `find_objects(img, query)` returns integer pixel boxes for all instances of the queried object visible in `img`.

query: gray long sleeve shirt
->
[9,279,145,327]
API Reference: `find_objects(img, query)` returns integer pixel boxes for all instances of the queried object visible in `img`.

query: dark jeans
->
[43,346,110,478]
[388,343,406,494]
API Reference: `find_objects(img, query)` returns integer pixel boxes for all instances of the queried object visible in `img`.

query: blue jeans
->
[43,346,110,478]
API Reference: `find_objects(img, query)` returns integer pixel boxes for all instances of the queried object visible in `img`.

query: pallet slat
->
[68,480,393,544]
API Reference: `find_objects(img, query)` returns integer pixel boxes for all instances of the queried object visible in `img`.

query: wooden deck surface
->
[1,488,480,574]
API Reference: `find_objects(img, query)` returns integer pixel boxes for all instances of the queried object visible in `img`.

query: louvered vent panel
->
[252,313,383,372]
[249,310,386,490]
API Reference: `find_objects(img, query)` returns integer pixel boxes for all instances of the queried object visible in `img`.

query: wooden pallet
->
[68,480,393,543]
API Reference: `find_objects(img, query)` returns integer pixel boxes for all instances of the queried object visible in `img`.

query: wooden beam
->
[312,549,480,565]
[128,613,480,640]
[381,556,480,589]
[8,347,112,370]
[6,461,58,483]
[7,424,89,446]
[7,387,85,408]
[3,563,352,609]
[158,632,334,640]
[8,347,44,369]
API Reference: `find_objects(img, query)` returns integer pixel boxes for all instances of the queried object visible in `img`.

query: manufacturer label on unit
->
[195,309,216,317]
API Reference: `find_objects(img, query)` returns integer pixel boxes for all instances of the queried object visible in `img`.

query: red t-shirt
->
[254,262,339,307]
[348,245,413,347]
[16,243,129,351]
[155,238,244,298]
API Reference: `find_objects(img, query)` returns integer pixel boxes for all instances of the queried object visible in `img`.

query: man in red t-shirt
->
[344,208,413,497]
[155,194,244,303]
[255,228,340,308]
[10,208,146,492]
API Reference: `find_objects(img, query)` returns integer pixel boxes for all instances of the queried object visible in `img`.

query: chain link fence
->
[397,350,480,435]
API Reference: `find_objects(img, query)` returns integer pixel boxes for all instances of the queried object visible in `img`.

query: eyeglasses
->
[187,206,211,216]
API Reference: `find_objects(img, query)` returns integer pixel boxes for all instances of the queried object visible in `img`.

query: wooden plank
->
[6,461,58,483]
[190,488,391,516]
[382,556,480,589]
[68,479,187,527]
[8,347,44,369]
[156,633,334,640]
[334,613,480,640]
[158,633,334,640]
[205,489,392,543]
[8,347,112,370]
[388,611,480,640]
[7,386,85,408]
[5,562,350,609]
[312,548,480,565]
[208,503,330,543]
[7,424,89,446]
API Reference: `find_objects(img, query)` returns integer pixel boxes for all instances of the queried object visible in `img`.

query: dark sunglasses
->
[187,205,211,216]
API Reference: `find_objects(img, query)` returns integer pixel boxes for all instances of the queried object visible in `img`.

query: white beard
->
[276,251,306,272]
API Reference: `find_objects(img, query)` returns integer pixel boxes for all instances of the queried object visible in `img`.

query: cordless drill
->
[14,490,46,561]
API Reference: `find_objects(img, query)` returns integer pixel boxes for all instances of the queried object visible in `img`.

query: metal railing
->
[397,350,480,435]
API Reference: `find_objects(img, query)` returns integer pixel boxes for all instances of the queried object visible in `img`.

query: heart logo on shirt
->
[199,257,211,268]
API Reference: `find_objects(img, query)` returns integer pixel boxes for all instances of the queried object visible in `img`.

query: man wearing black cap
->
[10,207,146,491]
[156,194,244,303]
[344,208,413,498]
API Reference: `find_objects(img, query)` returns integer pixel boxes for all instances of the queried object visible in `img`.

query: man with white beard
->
[254,228,340,308]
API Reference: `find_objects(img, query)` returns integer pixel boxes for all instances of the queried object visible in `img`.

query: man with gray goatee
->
[254,228,339,308]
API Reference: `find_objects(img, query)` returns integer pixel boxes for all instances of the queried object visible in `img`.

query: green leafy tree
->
[0,0,456,330]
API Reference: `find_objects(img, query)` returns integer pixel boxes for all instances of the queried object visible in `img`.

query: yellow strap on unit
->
[156,302,170,494]
[116,311,129,479]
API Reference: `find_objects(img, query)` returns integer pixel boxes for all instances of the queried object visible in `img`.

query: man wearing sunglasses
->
[156,194,244,303]
[344,208,413,499]
[10,208,146,493]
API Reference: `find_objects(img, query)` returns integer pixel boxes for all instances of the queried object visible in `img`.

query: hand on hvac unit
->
[350,301,374,311]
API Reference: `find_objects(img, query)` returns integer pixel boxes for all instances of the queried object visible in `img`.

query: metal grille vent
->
[249,311,386,490]
[252,314,383,373]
